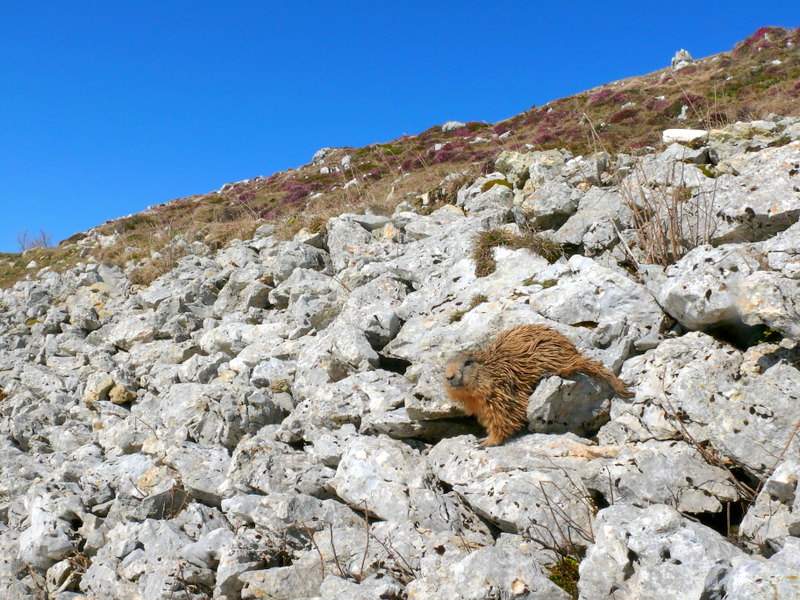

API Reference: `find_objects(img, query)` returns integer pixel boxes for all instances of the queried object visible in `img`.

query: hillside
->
[0,26,799,600]
[1,26,799,289]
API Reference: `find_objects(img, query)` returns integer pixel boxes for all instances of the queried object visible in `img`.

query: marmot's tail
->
[574,358,635,398]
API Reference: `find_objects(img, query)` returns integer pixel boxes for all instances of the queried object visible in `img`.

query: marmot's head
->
[443,352,484,389]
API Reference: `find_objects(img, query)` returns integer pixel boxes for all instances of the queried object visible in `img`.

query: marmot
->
[443,324,634,447]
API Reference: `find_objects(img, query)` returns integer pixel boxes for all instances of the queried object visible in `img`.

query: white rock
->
[662,128,707,143]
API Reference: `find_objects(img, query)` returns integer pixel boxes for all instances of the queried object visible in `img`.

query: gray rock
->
[177,351,228,384]
[268,268,344,329]
[458,177,514,214]
[104,312,157,350]
[198,322,286,357]
[336,273,407,349]
[671,48,695,70]
[528,254,664,345]
[221,428,334,498]
[264,241,330,284]
[331,435,490,537]
[737,270,800,340]
[407,544,570,599]
[712,555,800,600]
[293,322,380,386]
[318,574,405,600]
[359,407,480,440]
[554,186,630,246]
[216,243,260,268]
[758,220,800,276]
[212,263,269,316]
[603,333,800,479]
[739,459,800,551]
[278,370,412,443]
[519,179,583,229]
[213,529,271,600]
[326,216,396,273]
[771,536,800,569]
[657,243,763,330]
[527,374,618,436]
[429,434,599,541]
[441,120,465,132]
[17,487,84,569]
[163,442,231,506]
[580,439,740,513]
[710,144,800,243]
[578,504,744,600]
[180,526,235,569]
[495,149,569,190]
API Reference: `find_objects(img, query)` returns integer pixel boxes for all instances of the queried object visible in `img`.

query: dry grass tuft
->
[473,228,563,277]
[450,293,489,322]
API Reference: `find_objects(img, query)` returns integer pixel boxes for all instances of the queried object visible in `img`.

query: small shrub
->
[400,156,424,171]
[609,107,638,123]
[17,229,52,251]
[281,180,315,203]
[449,309,467,323]
[588,89,613,104]
[546,556,579,599]
[492,123,510,135]
[524,278,557,288]
[468,293,488,308]
[620,163,717,267]
[768,135,791,147]
[449,294,488,322]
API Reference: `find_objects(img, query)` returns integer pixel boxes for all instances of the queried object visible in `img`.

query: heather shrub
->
[282,180,315,203]
[492,123,510,135]
[588,89,613,104]
[609,107,638,123]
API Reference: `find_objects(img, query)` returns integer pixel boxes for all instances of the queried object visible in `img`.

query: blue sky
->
[0,2,797,253]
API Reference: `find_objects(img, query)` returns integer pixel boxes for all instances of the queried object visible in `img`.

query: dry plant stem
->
[303,523,326,581]
[27,566,46,600]
[537,480,594,548]
[604,466,615,506]
[610,220,640,271]
[621,160,716,266]
[128,476,147,500]
[370,534,417,583]
[358,501,370,582]
[755,419,800,497]
[328,522,346,579]
[581,112,611,155]
[132,414,159,436]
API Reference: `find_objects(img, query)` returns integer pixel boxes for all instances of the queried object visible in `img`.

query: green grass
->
[546,556,580,599]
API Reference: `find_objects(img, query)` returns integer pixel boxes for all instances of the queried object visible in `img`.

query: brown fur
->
[443,324,634,447]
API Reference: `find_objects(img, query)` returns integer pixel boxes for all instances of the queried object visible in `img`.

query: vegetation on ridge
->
[1,26,799,289]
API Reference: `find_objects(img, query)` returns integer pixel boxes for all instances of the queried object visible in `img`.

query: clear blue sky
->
[1,1,796,253]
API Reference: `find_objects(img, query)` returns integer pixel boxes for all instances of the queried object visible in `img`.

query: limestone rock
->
[578,504,744,600]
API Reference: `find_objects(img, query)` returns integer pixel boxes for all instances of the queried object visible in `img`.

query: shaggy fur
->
[443,324,634,447]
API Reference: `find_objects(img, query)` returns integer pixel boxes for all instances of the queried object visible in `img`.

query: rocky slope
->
[1,115,799,599]
[3,26,799,291]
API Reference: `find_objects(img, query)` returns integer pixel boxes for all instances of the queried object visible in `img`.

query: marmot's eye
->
[464,359,475,366]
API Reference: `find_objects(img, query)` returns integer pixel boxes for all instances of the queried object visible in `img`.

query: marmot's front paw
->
[478,435,502,448]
